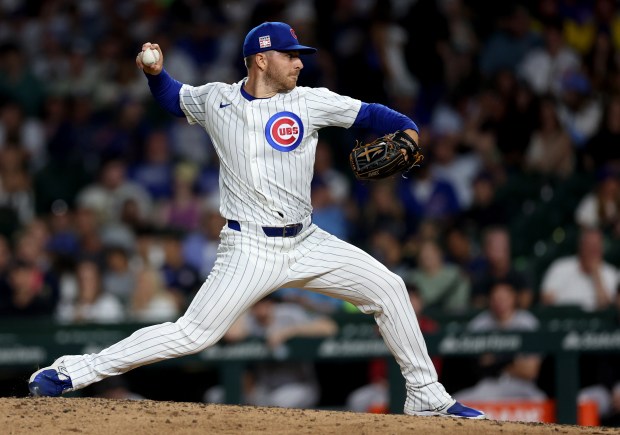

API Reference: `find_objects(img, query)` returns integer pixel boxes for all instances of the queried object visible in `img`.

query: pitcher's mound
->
[0,397,613,434]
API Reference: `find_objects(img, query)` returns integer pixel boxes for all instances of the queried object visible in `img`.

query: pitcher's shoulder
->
[295,86,332,96]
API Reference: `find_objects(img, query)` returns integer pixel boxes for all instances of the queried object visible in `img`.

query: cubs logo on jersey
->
[265,111,304,152]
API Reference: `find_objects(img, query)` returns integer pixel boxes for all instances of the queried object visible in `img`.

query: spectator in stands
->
[0,259,58,317]
[460,78,534,174]
[472,226,533,309]
[584,30,617,94]
[370,0,420,102]
[459,87,499,161]
[48,44,98,99]
[182,206,226,280]
[132,225,164,271]
[159,230,201,310]
[313,0,384,102]
[435,0,478,92]
[206,293,338,408]
[453,281,546,402]
[369,229,410,281]
[443,226,486,281]
[156,162,203,232]
[129,267,179,323]
[46,204,79,259]
[478,5,542,78]
[541,227,618,311]
[458,171,508,238]
[517,18,581,97]
[0,42,46,117]
[90,38,134,111]
[46,209,80,316]
[76,157,152,227]
[0,100,46,170]
[429,131,482,210]
[56,257,123,324]
[311,176,348,241]
[73,205,104,261]
[101,245,136,308]
[360,180,407,239]
[58,94,100,173]
[169,115,212,167]
[430,90,466,151]
[397,161,461,229]
[0,143,35,225]
[128,130,174,201]
[408,239,471,313]
[556,69,603,149]
[33,98,92,213]
[400,218,443,270]
[575,165,620,236]
[524,95,575,179]
[494,71,539,171]
[313,140,350,206]
[0,161,34,226]
[99,214,137,260]
[119,197,151,235]
[13,219,54,276]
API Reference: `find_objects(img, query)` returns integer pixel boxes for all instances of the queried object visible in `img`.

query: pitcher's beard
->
[265,68,297,93]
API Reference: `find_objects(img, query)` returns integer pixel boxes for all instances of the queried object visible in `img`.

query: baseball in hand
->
[141,48,160,66]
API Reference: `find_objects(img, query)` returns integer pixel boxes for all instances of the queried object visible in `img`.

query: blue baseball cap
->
[243,22,317,57]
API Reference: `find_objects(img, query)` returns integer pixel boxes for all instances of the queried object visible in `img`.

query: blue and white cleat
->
[407,401,487,419]
[28,358,74,397]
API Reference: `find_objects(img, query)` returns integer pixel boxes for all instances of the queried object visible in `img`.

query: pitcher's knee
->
[175,317,222,354]
[377,274,411,310]
[388,273,408,295]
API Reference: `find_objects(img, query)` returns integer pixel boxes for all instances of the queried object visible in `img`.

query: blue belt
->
[227,219,306,237]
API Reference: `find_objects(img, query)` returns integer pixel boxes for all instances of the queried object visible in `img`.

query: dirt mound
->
[1,397,616,435]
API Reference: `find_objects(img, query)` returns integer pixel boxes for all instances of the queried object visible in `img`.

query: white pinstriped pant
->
[62,223,453,412]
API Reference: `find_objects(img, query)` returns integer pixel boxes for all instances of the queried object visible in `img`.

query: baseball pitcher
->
[29,22,485,419]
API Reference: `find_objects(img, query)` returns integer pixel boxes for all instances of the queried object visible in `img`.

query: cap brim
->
[279,44,317,54]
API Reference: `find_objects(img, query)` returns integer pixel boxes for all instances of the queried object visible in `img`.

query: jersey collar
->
[240,84,258,101]
[239,79,282,101]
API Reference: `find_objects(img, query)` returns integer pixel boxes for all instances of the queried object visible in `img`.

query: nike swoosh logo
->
[219,102,231,108]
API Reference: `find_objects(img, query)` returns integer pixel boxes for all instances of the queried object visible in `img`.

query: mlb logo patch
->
[259,35,271,48]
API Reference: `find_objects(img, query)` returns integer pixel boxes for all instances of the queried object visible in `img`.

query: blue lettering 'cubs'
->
[265,111,304,152]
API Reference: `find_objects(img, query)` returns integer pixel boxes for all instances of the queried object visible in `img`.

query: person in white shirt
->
[541,227,618,311]
[454,281,545,402]
[517,19,580,97]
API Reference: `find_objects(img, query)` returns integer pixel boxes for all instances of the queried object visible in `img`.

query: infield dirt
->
[1,397,618,434]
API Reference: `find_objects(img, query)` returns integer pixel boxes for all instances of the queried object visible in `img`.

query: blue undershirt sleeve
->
[352,102,418,136]
[144,69,185,118]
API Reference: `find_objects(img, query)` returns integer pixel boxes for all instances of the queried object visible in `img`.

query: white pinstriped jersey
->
[179,80,361,225]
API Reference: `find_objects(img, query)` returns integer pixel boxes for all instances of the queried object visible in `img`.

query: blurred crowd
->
[0,0,620,424]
